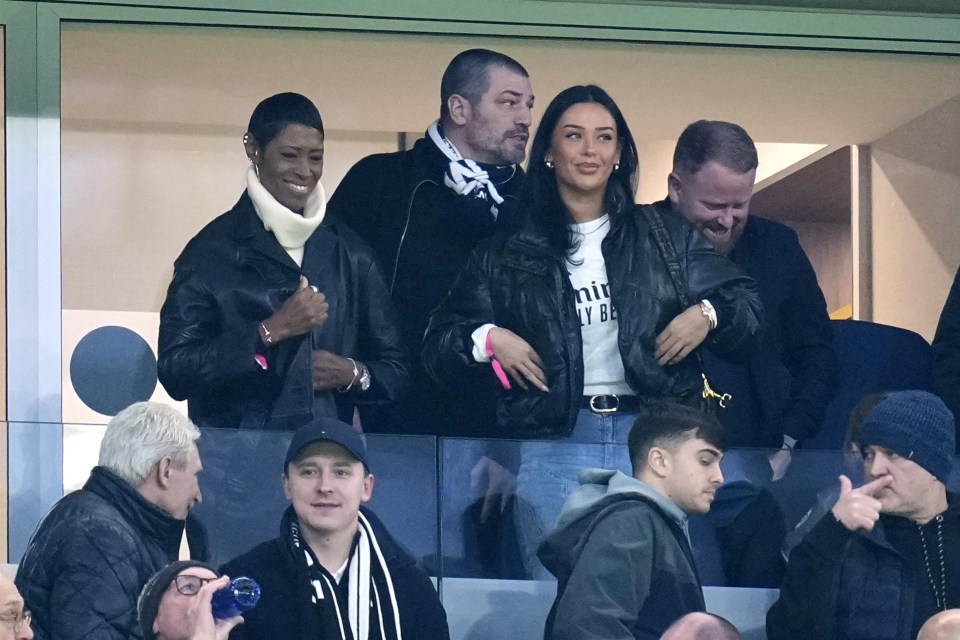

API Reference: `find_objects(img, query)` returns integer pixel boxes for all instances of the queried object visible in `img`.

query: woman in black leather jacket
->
[423,85,763,576]
[158,92,409,431]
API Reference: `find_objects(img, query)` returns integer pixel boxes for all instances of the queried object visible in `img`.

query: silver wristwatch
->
[358,365,372,391]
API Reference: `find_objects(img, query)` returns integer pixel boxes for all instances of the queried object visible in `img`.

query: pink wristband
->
[485,332,511,390]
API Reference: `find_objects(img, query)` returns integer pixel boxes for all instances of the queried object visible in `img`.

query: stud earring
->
[243,134,250,144]
[614,163,620,171]
[545,159,554,169]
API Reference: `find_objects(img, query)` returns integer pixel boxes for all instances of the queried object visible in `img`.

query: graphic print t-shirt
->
[567,215,632,396]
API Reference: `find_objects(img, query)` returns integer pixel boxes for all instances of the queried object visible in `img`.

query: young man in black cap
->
[221,417,449,640]
[768,390,960,640]
[138,561,242,640]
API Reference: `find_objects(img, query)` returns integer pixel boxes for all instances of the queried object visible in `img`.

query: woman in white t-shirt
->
[424,85,762,577]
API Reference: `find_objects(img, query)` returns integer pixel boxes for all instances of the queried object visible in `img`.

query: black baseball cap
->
[284,417,369,472]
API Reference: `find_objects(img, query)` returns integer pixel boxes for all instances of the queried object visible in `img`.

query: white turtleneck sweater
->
[246,166,326,266]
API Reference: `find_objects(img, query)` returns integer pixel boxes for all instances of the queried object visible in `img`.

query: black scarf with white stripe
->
[286,508,402,640]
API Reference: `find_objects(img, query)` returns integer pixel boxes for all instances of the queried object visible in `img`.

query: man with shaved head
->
[918,610,960,640]
[660,612,740,640]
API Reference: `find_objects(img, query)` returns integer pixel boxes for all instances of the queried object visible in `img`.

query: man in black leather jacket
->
[16,403,208,640]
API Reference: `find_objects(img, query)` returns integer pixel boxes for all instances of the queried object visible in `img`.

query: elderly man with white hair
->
[16,402,206,640]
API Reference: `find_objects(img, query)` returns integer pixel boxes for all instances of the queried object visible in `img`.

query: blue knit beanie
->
[860,390,955,479]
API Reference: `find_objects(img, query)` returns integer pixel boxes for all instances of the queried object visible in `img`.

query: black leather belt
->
[583,394,644,414]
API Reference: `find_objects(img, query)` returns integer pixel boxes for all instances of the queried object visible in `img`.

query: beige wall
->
[790,221,853,314]
[60,23,960,343]
[871,94,960,341]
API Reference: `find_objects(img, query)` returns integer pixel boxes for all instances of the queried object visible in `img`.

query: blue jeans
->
[514,408,636,579]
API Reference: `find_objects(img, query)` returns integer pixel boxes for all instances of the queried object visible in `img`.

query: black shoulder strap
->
[639,205,732,409]
[640,204,691,308]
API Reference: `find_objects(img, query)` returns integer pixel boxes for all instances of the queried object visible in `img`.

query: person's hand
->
[488,328,549,392]
[261,276,329,343]
[830,474,893,532]
[312,350,361,391]
[655,304,711,366]
[188,575,244,640]
[470,456,517,523]
[768,447,793,482]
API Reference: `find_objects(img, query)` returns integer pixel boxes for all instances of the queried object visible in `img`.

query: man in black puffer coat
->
[16,402,208,640]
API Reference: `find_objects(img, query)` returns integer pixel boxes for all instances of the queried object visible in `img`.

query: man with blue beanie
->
[768,390,959,640]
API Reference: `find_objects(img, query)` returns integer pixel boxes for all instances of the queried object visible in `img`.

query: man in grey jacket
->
[538,402,726,640]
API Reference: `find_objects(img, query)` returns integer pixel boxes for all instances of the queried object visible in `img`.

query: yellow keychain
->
[701,373,732,409]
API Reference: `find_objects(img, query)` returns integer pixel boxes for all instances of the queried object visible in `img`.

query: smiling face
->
[456,66,534,165]
[246,123,324,213]
[668,160,755,255]
[152,567,218,640]
[658,436,724,515]
[283,441,374,544]
[863,445,945,521]
[546,102,621,208]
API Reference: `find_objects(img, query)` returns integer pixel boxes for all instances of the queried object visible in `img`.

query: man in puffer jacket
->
[16,402,208,640]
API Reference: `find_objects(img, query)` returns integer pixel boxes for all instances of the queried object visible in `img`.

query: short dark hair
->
[673,120,758,176]
[628,401,726,474]
[522,84,639,259]
[247,92,324,148]
[440,48,529,121]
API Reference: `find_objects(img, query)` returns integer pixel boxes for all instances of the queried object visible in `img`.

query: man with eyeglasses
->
[137,561,242,640]
[0,573,33,640]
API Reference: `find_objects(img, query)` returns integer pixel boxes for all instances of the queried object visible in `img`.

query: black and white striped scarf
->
[427,121,516,219]
[290,511,402,640]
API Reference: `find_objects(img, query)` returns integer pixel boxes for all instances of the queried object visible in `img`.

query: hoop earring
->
[545,159,554,169]
[253,163,260,178]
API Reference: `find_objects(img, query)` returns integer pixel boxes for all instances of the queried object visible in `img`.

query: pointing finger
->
[858,474,894,498]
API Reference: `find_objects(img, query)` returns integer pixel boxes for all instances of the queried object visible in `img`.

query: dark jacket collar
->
[83,466,186,553]
[278,504,411,570]
[230,191,302,271]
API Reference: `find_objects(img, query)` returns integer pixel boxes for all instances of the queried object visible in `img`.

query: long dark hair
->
[521,85,639,258]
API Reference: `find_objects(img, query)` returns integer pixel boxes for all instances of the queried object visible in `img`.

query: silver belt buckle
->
[589,394,619,414]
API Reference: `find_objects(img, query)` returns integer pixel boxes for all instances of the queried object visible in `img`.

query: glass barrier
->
[194,429,439,570]
[10,425,960,640]
[437,438,960,589]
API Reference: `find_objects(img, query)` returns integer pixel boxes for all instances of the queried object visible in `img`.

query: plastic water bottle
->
[211,576,261,620]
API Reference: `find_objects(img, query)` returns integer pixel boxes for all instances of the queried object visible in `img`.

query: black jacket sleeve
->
[157,254,269,401]
[422,244,497,388]
[679,223,764,357]
[773,228,839,442]
[933,265,960,451]
[46,524,146,640]
[766,512,851,640]
[352,252,411,404]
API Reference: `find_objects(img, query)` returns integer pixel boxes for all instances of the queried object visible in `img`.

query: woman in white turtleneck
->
[158,92,410,431]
